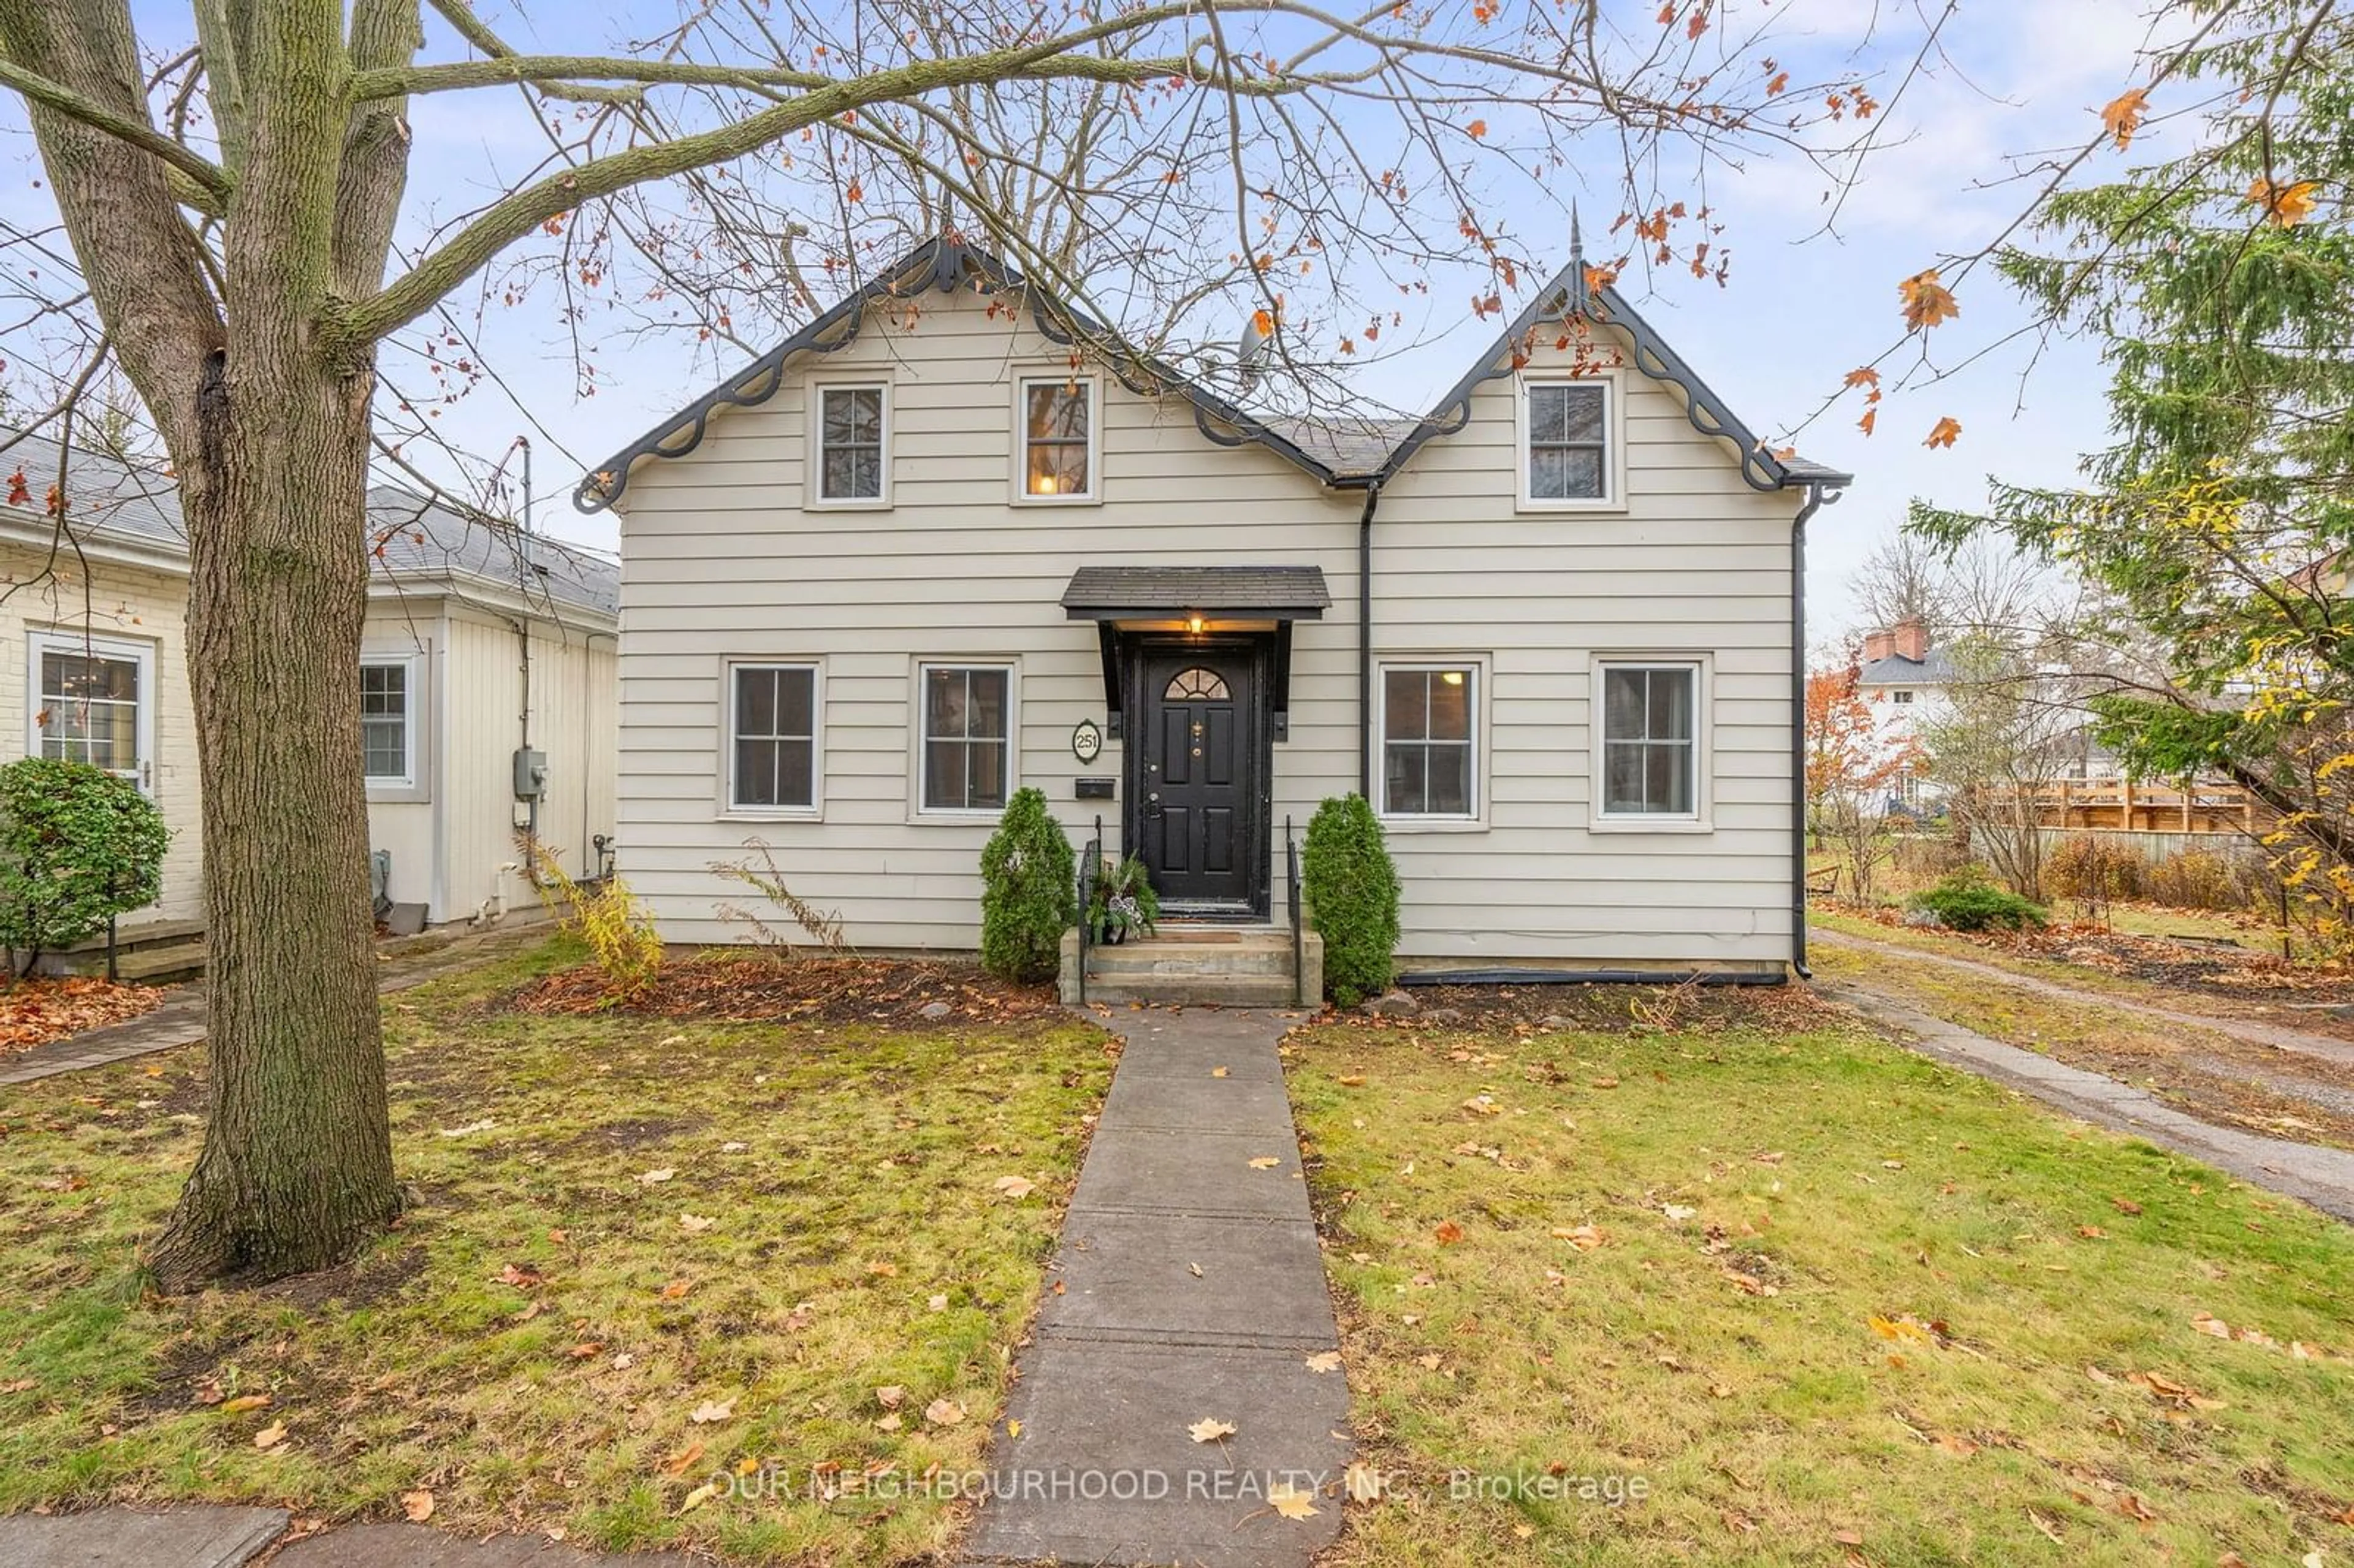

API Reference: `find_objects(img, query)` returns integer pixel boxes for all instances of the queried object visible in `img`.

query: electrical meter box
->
[513,747,548,801]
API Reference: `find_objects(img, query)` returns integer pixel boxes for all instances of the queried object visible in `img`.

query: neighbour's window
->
[360,660,411,782]
[730,663,818,811]
[1599,662,1699,818]
[1020,377,1093,499]
[32,633,148,783]
[817,384,886,502]
[1892,689,1915,704]
[1525,381,1610,502]
[1382,666,1476,816]
[922,665,1011,812]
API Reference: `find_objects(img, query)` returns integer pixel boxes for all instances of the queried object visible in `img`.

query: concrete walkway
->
[964,1007,1350,1567]
[1820,979,2354,1222]
[1812,924,2354,1068]
[0,927,545,1086]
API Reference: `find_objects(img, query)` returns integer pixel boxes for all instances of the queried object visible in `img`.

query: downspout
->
[1789,481,1834,980]
[1355,480,1384,798]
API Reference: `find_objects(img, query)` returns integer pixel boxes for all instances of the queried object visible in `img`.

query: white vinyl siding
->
[610,278,1798,967]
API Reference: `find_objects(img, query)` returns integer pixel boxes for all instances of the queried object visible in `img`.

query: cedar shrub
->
[1301,793,1401,1005]
[0,757,170,972]
[980,787,1076,984]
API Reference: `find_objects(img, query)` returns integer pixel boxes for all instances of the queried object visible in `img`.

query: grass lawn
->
[1288,989,2354,1566]
[0,938,1114,1562]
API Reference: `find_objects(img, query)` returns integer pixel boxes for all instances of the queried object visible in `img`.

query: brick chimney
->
[1892,617,1929,661]
[1862,627,1895,663]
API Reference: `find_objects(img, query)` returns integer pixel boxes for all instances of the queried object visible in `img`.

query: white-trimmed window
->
[30,630,153,791]
[1518,375,1618,509]
[728,662,820,813]
[1892,689,1915,705]
[1596,660,1703,821]
[1379,664,1478,818]
[920,664,1012,812]
[359,657,415,785]
[813,382,889,506]
[1015,375,1097,501]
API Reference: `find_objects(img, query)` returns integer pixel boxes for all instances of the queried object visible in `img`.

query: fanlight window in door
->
[1164,668,1230,701]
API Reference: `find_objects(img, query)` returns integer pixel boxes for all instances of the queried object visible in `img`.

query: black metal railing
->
[1285,814,1305,1007]
[1075,814,1102,1005]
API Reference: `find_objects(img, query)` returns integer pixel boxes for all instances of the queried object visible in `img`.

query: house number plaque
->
[1071,718,1103,764]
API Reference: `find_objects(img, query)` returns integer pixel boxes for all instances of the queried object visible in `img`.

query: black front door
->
[1135,644,1263,913]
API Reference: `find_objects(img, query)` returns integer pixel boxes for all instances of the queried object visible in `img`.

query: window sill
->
[805,496,892,512]
[1009,492,1102,508]
[1514,496,1627,515]
[719,807,825,824]
[365,782,431,805]
[1587,816,1713,835]
[911,807,1010,825]
[1377,816,1488,835]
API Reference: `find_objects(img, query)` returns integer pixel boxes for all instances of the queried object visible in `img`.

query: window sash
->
[1598,664,1699,817]
[1380,666,1476,816]
[1525,382,1610,502]
[921,666,1011,811]
[817,386,886,501]
[730,664,818,810]
[36,645,143,776]
[1021,381,1092,497]
[359,661,411,780]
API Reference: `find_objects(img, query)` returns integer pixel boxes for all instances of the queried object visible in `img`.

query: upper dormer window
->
[1517,375,1620,511]
[813,383,889,507]
[1018,375,1096,501]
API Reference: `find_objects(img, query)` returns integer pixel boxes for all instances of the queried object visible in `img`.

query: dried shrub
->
[1891,832,1968,885]
[712,838,853,955]
[2047,835,2145,902]
[2144,847,2258,911]
[519,832,663,1002]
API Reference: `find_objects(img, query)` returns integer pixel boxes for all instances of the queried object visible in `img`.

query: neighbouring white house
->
[1854,618,1952,810]
[577,236,1848,992]
[0,430,619,956]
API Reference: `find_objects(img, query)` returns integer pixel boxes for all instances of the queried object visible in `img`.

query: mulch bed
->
[0,976,168,1057]
[1302,975,1842,1038]
[515,953,1068,1026]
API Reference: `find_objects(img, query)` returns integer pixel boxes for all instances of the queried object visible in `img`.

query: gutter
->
[1355,481,1384,798]
[1789,481,1837,980]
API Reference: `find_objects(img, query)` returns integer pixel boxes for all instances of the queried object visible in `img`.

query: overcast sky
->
[13,0,2174,639]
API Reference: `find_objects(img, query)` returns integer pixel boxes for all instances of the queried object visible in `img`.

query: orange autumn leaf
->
[1434,1220,1465,1246]
[1898,268,1959,330]
[1857,408,1877,437]
[2248,177,2318,227]
[845,177,864,203]
[1766,70,1789,95]
[2100,87,2149,151]
[1842,365,1881,390]
[1657,2,1674,21]
[1251,308,1275,337]
[1924,416,1962,449]
[1687,8,1708,39]
[1466,119,1487,139]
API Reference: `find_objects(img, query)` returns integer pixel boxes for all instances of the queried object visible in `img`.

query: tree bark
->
[144,0,402,1288]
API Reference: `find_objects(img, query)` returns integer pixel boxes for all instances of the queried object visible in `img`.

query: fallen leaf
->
[1006,1419,1021,1437]
[219,1395,272,1415]
[660,1279,693,1300]
[1555,1224,1607,1250]
[690,1398,736,1424]
[1269,1482,1320,1520]
[1335,1073,1366,1087]
[1663,1204,1698,1222]
[567,1342,603,1359]
[992,1176,1036,1199]
[1344,1461,1385,1502]
[2111,1197,2144,1215]
[1932,1433,1979,1457]
[865,1262,897,1277]
[2028,1509,2065,1543]
[1211,1067,1230,1078]
[1305,1351,1343,1374]
[546,1227,569,1244]
[677,1481,718,1515]
[1590,1076,1620,1089]
[1434,1220,1465,1246]
[928,1293,949,1311]
[679,1213,715,1233]
[637,1168,677,1186]
[253,1421,287,1451]
[1248,1157,1282,1170]
[660,1440,706,1477]
[401,1491,434,1523]
[2192,1312,2232,1339]
[876,1385,906,1410]
[1189,1417,1237,1442]
[874,1413,902,1432]
[925,1398,966,1426]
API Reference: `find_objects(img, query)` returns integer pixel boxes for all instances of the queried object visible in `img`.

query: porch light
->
[1186,613,1207,634]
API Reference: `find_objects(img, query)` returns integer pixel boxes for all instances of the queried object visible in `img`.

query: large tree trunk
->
[144,301,398,1288]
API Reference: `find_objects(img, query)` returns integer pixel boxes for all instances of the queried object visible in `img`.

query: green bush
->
[1301,793,1401,1006]
[979,788,1076,984]
[0,757,170,971]
[1910,866,2048,933]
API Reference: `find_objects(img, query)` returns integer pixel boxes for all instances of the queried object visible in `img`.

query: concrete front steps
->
[1058,924,1322,1008]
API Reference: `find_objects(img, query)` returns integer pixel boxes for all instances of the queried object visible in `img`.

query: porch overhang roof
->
[1060,565,1330,622]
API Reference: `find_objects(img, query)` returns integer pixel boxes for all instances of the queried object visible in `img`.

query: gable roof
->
[0,427,619,620]
[1857,648,1957,687]
[573,235,1848,512]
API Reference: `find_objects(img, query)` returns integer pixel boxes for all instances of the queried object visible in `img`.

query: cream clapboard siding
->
[368,599,617,923]
[612,283,1804,965]
[0,545,205,925]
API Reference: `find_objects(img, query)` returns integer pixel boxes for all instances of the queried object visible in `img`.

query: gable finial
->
[1566,201,1590,314]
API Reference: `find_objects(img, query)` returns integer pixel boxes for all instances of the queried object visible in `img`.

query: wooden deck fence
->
[1987,779,2266,836]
